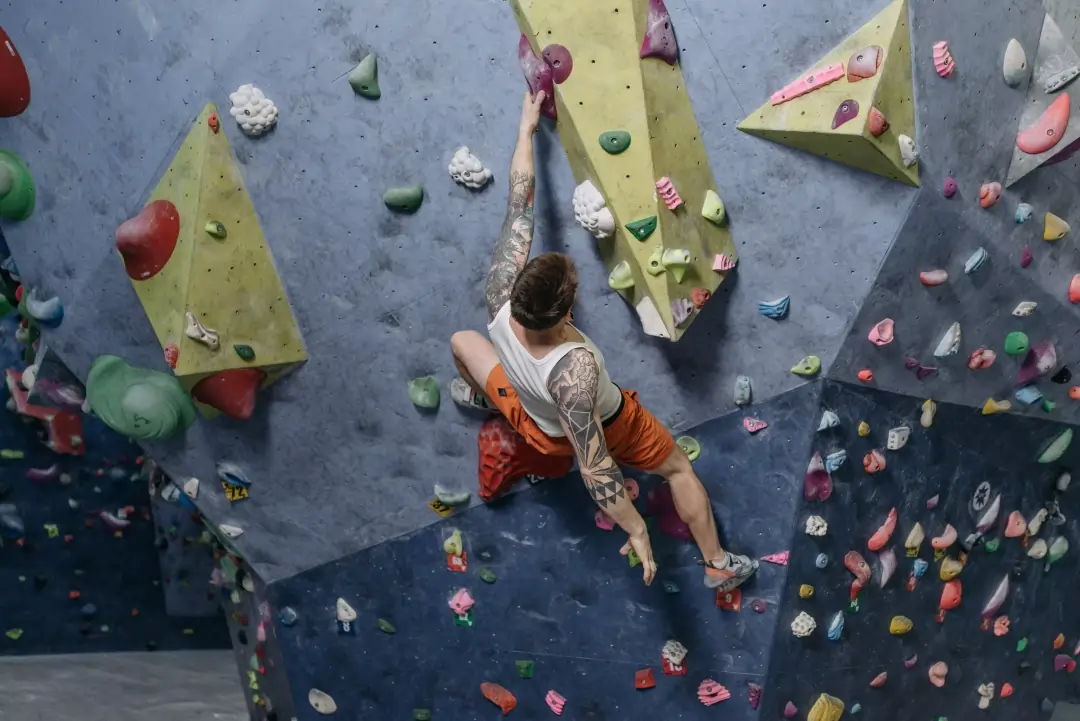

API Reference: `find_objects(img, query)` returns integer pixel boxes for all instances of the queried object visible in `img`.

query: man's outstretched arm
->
[485,91,545,321]
[549,349,656,584]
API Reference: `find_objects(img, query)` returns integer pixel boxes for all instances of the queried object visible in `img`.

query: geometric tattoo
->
[485,170,535,321]
[548,348,626,509]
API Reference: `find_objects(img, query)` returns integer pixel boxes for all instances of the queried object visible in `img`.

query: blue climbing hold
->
[216,462,251,488]
[827,610,844,641]
[825,450,847,473]
[815,553,829,569]
[662,581,680,594]
[1015,203,1034,224]
[81,603,98,619]
[279,606,298,627]
[25,288,63,328]
[758,296,790,320]
[912,558,929,579]
[1015,386,1044,405]
[851,703,862,714]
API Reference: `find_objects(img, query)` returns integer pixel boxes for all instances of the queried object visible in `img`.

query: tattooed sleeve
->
[484,170,535,321]
[548,348,626,508]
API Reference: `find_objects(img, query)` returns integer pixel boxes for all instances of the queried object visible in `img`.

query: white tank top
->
[487,303,623,437]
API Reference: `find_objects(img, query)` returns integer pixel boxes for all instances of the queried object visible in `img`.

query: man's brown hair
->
[510,253,578,331]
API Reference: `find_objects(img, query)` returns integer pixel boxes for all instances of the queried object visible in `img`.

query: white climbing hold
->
[219,523,244,539]
[964,248,988,274]
[185,312,220,350]
[336,598,357,622]
[1012,302,1037,317]
[898,135,918,167]
[1027,538,1048,559]
[448,147,493,189]
[1002,39,1028,87]
[805,515,828,537]
[977,683,995,710]
[818,410,840,431]
[886,426,910,451]
[571,180,615,239]
[182,477,199,499]
[791,611,816,638]
[661,639,688,665]
[1028,508,1048,536]
[309,688,338,715]
[634,297,669,339]
[228,84,278,137]
[1057,471,1071,492]
[433,484,470,506]
[933,322,961,357]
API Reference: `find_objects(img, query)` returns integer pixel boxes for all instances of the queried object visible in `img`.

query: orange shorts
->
[484,364,676,471]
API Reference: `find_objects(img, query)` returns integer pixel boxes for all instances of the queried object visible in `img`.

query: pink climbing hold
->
[968,347,997,370]
[697,679,731,706]
[545,690,566,715]
[164,343,179,369]
[646,484,692,541]
[847,46,882,81]
[541,45,573,84]
[518,35,556,120]
[1004,511,1026,538]
[831,99,860,129]
[933,41,956,77]
[1020,246,1033,268]
[747,683,762,710]
[904,654,919,669]
[919,269,948,286]
[1055,654,1077,673]
[803,451,833,502]
[943,177,958,198]
[713,254,736,272]
[448,588,475,615]
[870,671,888,688]
[784,701,798,719]
[1017,94,1070,155]
[655,177,682,210]
[771,63,845,105]
[594,508,615,531]
[845,550,871,601]
[623,478,640,501]
[926,494,940,510]
[761,551,789,566]
[863,449,886,474]
[868,318,895,345]
[640,0,679,65]
[25,464,60,482]
[743,417,768,434]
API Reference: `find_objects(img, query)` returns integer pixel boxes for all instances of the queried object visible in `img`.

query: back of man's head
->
[510,253,578,331]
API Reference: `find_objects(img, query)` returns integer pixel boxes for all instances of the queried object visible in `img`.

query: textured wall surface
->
[767,381,1080,721]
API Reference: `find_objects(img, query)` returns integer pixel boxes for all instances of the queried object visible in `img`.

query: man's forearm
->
[484,130,536,319]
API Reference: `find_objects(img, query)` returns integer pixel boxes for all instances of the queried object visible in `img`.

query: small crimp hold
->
[204,220,227,239]
[655,177,682,210]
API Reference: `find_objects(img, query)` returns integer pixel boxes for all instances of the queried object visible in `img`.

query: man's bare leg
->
[450,330,500,407]
[648,445,758,589]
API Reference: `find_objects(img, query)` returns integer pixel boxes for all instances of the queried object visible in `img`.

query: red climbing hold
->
[939,579,962,611]
[692,288,711,309]
[1021,246,1033,268]
[1017,94,1070,155]
[1000,683,1014,698]
[635,668,656,690]
[477,416,573,502]
[845,550,871,601]
[115,200,181,281]
[803,451,833,502]
[190,368,266,420]
[164,343,179,369]
[857,369,874,382]
[0,27,31,117]
[480,682,517,715]
[208,113,220,133]
[715,588,742,611]
[868,508,897,551]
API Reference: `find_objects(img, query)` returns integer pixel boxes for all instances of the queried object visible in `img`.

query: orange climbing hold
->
[857,369,873,382]
[190,368,266,420]
[1016,94,1070,155]
[863,449,886,474]
[868,508,897,551]
[635,667,656,690]
[939,579,962,610]
[1070,275,1080,304]
[993,616,1010,636]
[480,682,517,715]
[1071,387,1080,400]
[208,113,221,133]
[1054,633,1065,650]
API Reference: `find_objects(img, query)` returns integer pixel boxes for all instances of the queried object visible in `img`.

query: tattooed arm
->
[549,349,656,584]
[484,91,545,321]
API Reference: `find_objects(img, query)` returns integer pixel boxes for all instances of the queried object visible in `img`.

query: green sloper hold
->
[348,54,381,99]
[413,711,432,721]
[701,189,727,225]
[625,216,657,241]
[86,355,197,441]
[1004,331,1029,355]
[608,260,634,290]
[598,130,631,154]
[234,344,255,362]
[791,355,821,377]
[516,660,534,678]
[383,184,424,213]
[478,567,496,583]
[408,376,440,409]
[1038,428,1073,464]
[0,150,35,221]
[1016,637,1028,652]
[676,435,700,461]
[377,618,396,634]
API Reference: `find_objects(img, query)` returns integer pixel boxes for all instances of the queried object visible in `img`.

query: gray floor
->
[0,651,248,721]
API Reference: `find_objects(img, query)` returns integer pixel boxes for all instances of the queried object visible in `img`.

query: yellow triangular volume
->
[738,0,918,186]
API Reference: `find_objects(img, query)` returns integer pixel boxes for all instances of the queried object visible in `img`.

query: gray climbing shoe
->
[702,552,758,591]
[449,377,496,412]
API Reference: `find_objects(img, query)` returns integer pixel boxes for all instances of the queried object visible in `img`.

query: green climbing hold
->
[349,53,381,99]
[701,189,727,225]
[478,567,496,584]
[791,355,822,377]
[1043,399,1057,413]
[628,548,641,567]
[0,150,36,221]
[625,216,658,241]
[248,653,260,670]
[413,710,432,721]
[598,130,631,154]
[86,355,197,441]
[516,660,534,679]
[1038,428,1073,464]
[408,376,440,409]
[1004,331,1029,355]
[5,628,22,640]
[984,537,1000,553]
[676,435,700,461]
[0,449,23,460]
[453,610,474,627]
[1016,637,1028,652]
[383,184,424,213]
[234,344,256,362]
[608,260,634,290]
[377,618,396,634]
[204,220,227,239]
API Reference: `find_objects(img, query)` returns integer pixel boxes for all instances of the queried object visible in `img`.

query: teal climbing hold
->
[383,184,424,213]
[349,54,381,99]
[625,216,657,241]
[233,344,255,362]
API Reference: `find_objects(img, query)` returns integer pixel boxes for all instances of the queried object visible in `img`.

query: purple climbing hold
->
[904,654,918,669]
[640,0,678,65]
[518,35,556,120]
[784,701,798,719]
[916,365,938,380]
[671,298,694,328]
[832,99,860,129]
[804,451,833,502]
[747,683,762,710]
[750,598,766,613]
[1015,340,1057,387]
[1021,246,1033,268]
[943,177,958,198]
[904,357,919,370]
[541,45,574,84]
[646,484,692,541]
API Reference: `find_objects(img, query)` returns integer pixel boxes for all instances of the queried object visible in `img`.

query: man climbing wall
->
[449,90,758,592]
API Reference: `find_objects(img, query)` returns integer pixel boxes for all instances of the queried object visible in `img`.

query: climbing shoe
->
[450,377,496,412]
[702,552,759,591]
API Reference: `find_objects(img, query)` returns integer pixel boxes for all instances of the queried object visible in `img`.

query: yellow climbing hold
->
[921,399,936,428]
[858,421,871,437]
[982,398,1012,415]
[807,693,845,721]
[1044,212,1070,241]
[939,556,963,581]
[889,615,913,635]
[791,355,822,377]
[799,584,815,599]
[443,529,463,556]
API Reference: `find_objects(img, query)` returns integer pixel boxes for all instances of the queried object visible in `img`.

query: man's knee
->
[450,330,483,358]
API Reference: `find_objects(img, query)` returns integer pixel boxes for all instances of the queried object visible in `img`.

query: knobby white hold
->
[448,147,493,189]
[791,611,816,638]
[661,639,688,665]
[898,134,919,167]
[571,180,616,239]
[229,84,278,136]
[805,515,828,537]
[185,312,220,350]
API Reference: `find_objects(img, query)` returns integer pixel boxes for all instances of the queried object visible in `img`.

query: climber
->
[449,90,758,592]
